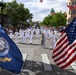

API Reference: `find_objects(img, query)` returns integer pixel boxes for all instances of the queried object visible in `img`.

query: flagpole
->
[0,0,3,72]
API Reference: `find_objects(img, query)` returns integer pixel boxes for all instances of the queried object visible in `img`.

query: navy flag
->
[0,24,24,74]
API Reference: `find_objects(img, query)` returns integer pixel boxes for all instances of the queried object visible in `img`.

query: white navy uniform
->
[44,29,49,40]
[9,29,13,38]
[35,28,40,37]
[21,31,26,43]
[26,28,31,39]
[14,31,19,43]
[29,28,34,43]
[50,30,56,49]
[19,29,23,38]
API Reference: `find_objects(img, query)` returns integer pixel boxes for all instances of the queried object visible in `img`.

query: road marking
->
[21,48,34,75]
[41,54,52,71]
[22,54,27,62]
[20,48,34,61]
[21,53,27,72]
[70,61,76,71]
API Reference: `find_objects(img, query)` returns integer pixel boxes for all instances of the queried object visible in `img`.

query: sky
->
[1,0,67,21]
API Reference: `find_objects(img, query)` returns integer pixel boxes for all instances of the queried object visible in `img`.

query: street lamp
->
[0,0,4,27]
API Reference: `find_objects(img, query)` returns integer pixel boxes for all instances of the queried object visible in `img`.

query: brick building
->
[67,0,76,23]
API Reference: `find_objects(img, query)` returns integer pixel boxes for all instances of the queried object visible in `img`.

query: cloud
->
[58,0,67,3]
[3,0,12,2]
[3,0,67,21]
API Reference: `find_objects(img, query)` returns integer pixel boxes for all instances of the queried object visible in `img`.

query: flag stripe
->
[55,32,66,47]
[53,33,68,56]
[58,52,76,68]
[52,38,69,57]
[54,36,68,52]
[55,46,76,63]
[60,56,76,68]
[53,42,76,62]
[53,42,69,59]
[53,39,68,55]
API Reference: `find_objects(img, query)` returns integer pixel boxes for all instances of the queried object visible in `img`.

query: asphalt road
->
[0,34,76,75]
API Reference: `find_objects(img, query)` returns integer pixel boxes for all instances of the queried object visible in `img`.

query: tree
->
[3,0,33,26]
[42,12,67,27]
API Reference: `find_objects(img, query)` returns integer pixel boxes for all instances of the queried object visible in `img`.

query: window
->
[74,1,76,5]
[72,1,76,6]
[71,10,76,14]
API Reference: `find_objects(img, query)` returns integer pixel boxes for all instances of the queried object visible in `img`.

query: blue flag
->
[0,24,24,74]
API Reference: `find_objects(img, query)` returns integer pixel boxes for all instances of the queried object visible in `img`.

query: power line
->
[32,3,66,13]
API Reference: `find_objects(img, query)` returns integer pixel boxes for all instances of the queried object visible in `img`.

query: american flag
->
[52,18,76,68]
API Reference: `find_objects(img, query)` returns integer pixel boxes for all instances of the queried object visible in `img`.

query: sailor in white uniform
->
[21,31,26,44]
[14,29,19,43]
[19,28,23,39]
[35,28,40,37]
[44,28,49,40]
[29,28,34,44]
[8,28,13,38]
[50,29,57,49]
[26,28,31,39]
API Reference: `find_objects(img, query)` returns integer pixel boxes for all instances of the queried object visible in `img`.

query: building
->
[50,8,55,15]
[67,0,76,23]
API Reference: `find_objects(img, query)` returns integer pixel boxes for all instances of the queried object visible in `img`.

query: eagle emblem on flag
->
[0,37,9,56]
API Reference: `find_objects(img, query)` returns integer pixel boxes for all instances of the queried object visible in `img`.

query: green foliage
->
[42,15,52,26]
[3,0,33,26]
[42,12,67,27]
[0,2,6,13]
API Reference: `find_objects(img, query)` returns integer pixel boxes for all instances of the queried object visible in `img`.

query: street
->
[0,34,76,75]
